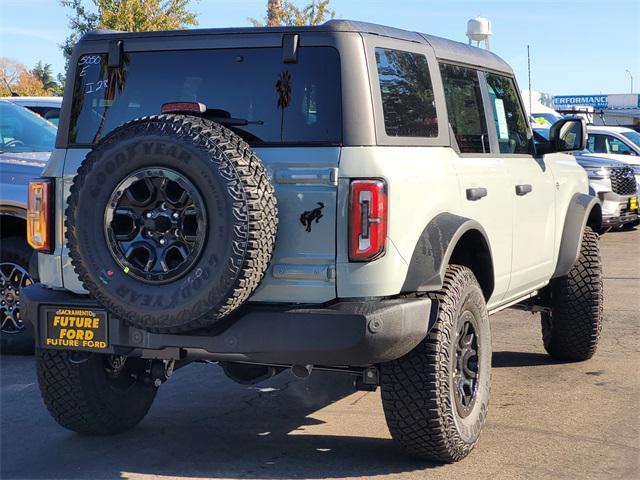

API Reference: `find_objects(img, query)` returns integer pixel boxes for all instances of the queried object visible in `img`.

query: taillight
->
[161,102,206,114]
[349,179,387,262]
[27,178,53,253]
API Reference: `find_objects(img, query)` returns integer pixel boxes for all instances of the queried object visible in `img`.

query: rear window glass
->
[375,48,438,138]
[69,47,341,146]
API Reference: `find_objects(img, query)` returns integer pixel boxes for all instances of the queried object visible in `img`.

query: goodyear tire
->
[1,237,35,355]
[541,227,603,361]
[381,265,491,463]
[36,349,156,434]
[66,115,277,333]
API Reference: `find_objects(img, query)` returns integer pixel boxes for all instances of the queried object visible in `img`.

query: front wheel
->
[541,226,603,361]
[36,349,157,434]
[381,265,491,463]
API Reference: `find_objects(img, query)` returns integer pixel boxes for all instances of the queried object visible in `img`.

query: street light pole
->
[625,69,633,93]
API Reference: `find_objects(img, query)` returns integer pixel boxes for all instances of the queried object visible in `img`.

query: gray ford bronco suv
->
[23,20,604,462]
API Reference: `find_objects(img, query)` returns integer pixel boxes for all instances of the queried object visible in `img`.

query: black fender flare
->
[552,193,601,279]
[401,213,494,295]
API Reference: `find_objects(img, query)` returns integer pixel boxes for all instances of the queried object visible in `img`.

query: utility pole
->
[527,45,532,115]
[625,69,633,93]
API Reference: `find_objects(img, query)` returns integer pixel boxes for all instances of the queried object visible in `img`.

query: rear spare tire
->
[66,115,277,333]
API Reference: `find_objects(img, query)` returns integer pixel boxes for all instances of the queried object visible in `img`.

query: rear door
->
[440,63,513,306]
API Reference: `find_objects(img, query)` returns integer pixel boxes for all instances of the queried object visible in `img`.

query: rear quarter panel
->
[336,146,464,299]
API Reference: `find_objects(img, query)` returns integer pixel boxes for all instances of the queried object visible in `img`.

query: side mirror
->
[537,117,587,155]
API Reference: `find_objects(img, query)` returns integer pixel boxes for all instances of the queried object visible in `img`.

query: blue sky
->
[1,0,639,95]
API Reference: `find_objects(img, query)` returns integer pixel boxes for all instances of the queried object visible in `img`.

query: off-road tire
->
[36,349,157,435]
[381,265,491,463]
[66,115,277,333]
[0,237,35,355]
[541,226,603,361]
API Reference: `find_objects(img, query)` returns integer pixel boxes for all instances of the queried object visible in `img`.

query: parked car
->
[3,96,63,125]
[23,20,603,463]
[573,154,638,229]
[534,127,638,229]
[580,151,640,190]
[586,125,640,156]
[0,100,55,353]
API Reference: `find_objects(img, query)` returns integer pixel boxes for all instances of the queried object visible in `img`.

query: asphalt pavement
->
[1,228,639,480]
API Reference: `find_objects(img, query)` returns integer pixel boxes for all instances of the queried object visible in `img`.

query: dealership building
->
[552,94,640,128]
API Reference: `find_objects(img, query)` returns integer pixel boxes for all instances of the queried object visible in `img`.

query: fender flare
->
[552,193,601,279]
[401,213,493,294]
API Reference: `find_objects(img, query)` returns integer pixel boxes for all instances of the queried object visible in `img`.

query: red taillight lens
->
[27,178,53,253]
[349,179,387,262]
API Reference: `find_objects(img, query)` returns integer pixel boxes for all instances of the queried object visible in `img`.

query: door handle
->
[515,184,533,196]
[466,187,488,201]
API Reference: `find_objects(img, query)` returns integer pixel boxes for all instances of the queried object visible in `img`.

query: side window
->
[589,134,608,153]
[439,63,488,153]
[486,73,531,154]
[606,136,633,154]
[375,48,438,137]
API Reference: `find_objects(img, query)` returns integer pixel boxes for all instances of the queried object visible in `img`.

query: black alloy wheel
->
[453,312,480,418]
[104,167,206,284]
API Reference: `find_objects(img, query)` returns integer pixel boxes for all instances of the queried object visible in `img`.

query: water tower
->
[466,16,492,50]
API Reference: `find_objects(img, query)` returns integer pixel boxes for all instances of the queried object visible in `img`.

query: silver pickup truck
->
[0,100,55,353]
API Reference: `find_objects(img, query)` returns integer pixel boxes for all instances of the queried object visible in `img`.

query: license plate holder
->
[44,307,109,352]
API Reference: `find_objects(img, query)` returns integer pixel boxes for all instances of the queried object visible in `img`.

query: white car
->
[3,96,62,125]
[581,151,640,195]
[586,125,640,157]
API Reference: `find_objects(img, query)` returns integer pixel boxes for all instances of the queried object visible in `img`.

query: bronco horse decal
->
[300,202,325,232]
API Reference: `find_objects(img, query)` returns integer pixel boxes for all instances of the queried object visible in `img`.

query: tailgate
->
[249,147,339,303]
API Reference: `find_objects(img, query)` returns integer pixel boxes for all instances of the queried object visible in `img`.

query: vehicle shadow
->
[492,350,569,368]
[1,360,439,479]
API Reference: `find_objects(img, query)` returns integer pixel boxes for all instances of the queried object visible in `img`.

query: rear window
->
[374,47,438,138]
[69,47,341,146]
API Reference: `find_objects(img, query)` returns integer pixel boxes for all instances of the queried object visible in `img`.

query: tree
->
[249,0,334,27]
[60,0,199,67]
[32,61,62,94]
[0,58,47,96]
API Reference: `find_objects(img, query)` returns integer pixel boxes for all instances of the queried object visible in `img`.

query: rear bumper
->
[21,284,433,367]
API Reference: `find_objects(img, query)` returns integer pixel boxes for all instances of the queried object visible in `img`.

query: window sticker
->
[494,98,509,140]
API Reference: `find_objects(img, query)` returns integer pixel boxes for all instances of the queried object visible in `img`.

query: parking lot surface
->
[1,229,639,480]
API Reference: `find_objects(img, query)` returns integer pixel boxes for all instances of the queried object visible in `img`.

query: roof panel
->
[81,19,512,74]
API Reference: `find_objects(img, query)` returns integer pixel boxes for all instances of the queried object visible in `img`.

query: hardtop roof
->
[81,19,513,74]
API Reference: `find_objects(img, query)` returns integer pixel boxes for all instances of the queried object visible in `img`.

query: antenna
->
[466,16,492,50]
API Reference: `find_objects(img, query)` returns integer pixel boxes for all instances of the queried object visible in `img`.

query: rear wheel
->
[381,265,491,462]
[1,237,35,355]
[36,349,157,434]
[541,226,603,361]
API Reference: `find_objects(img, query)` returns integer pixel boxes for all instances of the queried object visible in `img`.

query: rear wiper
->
[160,102,263,127]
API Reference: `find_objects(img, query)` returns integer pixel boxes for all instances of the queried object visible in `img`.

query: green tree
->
[32,61,62,94]
[249,0,334,27]
[59,0,198,67]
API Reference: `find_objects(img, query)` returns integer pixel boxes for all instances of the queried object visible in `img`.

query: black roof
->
[83,19,512,74]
